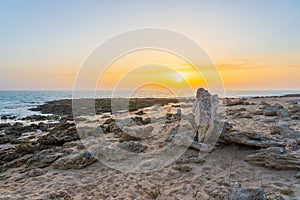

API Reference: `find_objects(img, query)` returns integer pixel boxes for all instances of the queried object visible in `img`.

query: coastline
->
[27,93,300,117]
[1,90,300,120]
[0,95,299,199]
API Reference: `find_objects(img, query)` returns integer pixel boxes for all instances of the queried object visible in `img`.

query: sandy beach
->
[1,0,300,199]
[0,95,299,200]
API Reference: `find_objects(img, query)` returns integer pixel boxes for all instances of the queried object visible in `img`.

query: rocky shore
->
[0,96,299,199]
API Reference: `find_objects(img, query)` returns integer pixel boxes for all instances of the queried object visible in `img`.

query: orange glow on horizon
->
[96,50,209,91]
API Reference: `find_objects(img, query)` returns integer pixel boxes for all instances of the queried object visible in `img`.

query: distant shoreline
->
[28,94,300,116]
[245,93,300,99]
[0,91,299,119]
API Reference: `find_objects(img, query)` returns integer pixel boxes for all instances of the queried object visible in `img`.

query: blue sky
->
[0,0,300,89]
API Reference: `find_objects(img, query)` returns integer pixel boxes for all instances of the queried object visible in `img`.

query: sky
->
[0,0,300,90]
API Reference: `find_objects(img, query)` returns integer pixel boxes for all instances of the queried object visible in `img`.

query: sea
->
[0,90,299,119]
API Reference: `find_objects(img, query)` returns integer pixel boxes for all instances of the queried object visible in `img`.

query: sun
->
[175,73,184,82]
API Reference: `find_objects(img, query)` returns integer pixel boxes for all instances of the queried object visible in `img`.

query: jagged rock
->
[121,125,154,141]
[172,103,181,107]
[245,147,300,170]
[172,165,192,172]
[60,115,74,122]
[9,136,26,144]
[1,115,8,120]
[131,116,143,125]
[240,112,252,118]
[223,121,233,132]
[277,109,290,118]
[170,125,180,135]
[5,123,38,135]
[14,143,36,154]
[37,123,78,145]
[0,147,24,164]
[224,98,245,106]
[237,108,247,112]
[263,108,278,116]
[135,110,144,115]
[295,172,300,179]
[273,196,286,200]
[172,120,231,149]
[270,126,283,135]
[273,103,284,109]
[170,133,212,151]
[27,149,64,168]
[270,122,298,138]
[103,118,115,124]
[0,123,11,129]
[205,184,230,199]
[175,157,205,164]
[21,115,48,121]
[117,123,152,142]
[260,101,271,106]
[39,191,72,200]
[166,113,174,120]
[26,168,47,177]
[89,124,103,134]
[0,154,33,173]
[226,109,236,116]
[52,151,97,170]
[4,123,22,135]
[101,114,110,118]
[263,118,276,123]
[101,121,118,133]
[2,116,10,120]
[142,117,151,125]
[289,104,300,114]
[251,110,263,115]
[189,141,212,151]
[229,187,266,200]
[119,132,141,143]
[32,98,181,115]
[108,123,121,134]
[63,140,83,148]
[165,121,214,151]
[113,131,122,138]
[37,122,49,131]
[117,141,147,153]
[173,109,182,120]
[220,131,285,148]
[288,100,298,105]
[0,136,10,144]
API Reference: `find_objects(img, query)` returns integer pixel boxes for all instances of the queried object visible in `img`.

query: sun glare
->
[175,73,184,82]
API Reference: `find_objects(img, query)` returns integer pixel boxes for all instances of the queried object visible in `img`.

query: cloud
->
[215,50,300,71]
[287,64,300,68]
